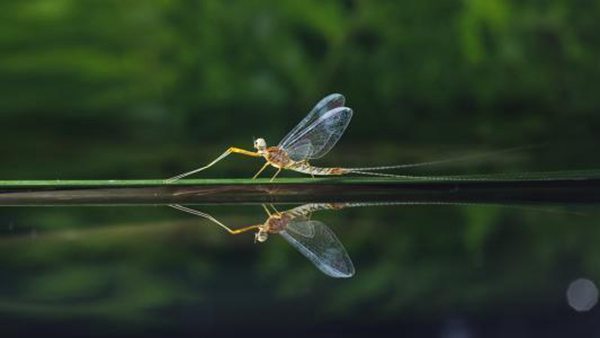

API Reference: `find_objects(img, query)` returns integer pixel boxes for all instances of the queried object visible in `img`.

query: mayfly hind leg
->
[302,161,315,179]
[270,168,282,182]
[168,204,259,235]
[253,162,270,179]
[166,147,261,183]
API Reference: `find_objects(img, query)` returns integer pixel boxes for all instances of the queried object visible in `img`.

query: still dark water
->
[1,195,599,337]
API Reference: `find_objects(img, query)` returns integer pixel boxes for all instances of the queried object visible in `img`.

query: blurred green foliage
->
[1,0,599,157]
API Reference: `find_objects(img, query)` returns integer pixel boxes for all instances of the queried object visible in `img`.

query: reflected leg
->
[168,204,259,235]
[268,204,281,215]
[261,204,272,216]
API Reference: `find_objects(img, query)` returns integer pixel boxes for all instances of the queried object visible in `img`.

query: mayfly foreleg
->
[168,204,259,235]
[166,147,261,182]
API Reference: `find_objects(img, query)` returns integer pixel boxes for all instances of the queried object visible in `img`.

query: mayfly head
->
[253,138,267,152]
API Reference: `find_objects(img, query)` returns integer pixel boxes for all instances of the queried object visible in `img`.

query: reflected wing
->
[280,107,352,160]
[278,94,345,148]
[286,219,316,237]
[279,220,354,278]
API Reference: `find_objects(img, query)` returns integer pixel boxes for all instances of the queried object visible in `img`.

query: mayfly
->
[166,93,536,182]
[169,203,355,278]
[167,93,394,182]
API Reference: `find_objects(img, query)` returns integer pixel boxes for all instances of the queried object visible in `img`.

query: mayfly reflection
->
[169,203,355,278]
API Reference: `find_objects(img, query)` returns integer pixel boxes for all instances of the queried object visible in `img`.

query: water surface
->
[1,193,599,337]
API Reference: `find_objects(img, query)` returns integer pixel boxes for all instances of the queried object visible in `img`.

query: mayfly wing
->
[279,220,355,278]
[278,93,345,148]
[284,139,314,162]
[281,107,352,161]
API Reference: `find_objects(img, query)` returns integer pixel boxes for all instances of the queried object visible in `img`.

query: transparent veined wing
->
[279,220,355,278]
[278,93,345,148]
[285,218,316,237]
[284,139,314,162]
[280,107,352,161]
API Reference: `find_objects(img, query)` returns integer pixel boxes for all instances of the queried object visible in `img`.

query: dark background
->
[1,0,600,337]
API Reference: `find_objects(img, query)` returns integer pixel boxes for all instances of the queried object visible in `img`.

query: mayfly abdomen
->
[290,162,348,176]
